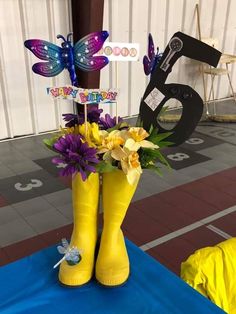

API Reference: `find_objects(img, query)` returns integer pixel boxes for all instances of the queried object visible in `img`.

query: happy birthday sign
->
[47,86,118,104]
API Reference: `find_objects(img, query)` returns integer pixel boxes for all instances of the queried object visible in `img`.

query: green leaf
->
[43,138,53,147]
[158,105,169,116]
[43,138,55,150]
[146,127,173,147]
[150,149,171,168]
[145,164,163,177]
[147,128,158,142]
[95,161,116,173]
[106,121,129,133]
[151,131,172,143]
[157,141,173,148]
[156,151,171,169]
[148,124,154,134]
[135,115,143,127]
[43,137,59,152]
[140,147,171,170]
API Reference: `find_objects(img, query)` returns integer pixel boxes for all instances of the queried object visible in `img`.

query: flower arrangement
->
[44,108,172,185]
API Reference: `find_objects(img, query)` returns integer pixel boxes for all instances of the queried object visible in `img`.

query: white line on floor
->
[140,205,236,251]
[206,224,232,239]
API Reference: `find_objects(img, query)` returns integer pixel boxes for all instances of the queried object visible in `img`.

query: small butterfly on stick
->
[53,238,81,269]
[143,33,163,76]
[24,31,109,86]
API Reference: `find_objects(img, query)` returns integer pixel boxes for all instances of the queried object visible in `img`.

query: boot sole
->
[96,274,129,288]
[59,281,90,288]
[59,273,96,288]
[96,279,128,288]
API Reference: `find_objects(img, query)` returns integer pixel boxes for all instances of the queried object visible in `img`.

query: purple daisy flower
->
[99,114,123,130]
[63,107,103,127]
[62,114,78,128]
[52,134,99,181]
[87,107,103,123]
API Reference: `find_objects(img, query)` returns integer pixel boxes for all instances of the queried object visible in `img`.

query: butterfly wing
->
[61,238,69,249]
[143,33,157,75]
[74,31,109,56]
[57,245,66,254]
[143,55,152,75]
[32,60,64,77]
[74,31,109,71]
[24,39,64,77]
[74,55,109,72]
[148,33,155,61]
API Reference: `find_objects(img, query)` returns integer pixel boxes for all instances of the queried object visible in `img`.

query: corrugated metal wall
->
[100,0,236,118]
[1,0,236,140]
[0,0,72,140]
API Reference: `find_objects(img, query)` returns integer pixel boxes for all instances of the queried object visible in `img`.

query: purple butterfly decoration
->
[143,33,163,76]
[24,31,109,86]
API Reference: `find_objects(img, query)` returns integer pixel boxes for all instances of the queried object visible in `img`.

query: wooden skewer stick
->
[195,4,208,110]
[115,61,119,124]
[53,255,66,269]
[195,4,202,40]
[84,102,88,138]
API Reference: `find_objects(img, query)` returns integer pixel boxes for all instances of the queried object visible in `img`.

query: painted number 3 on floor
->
[15,179,43,191]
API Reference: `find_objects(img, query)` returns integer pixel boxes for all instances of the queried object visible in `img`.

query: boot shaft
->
[102,170,140,228]
[72,172,100,219]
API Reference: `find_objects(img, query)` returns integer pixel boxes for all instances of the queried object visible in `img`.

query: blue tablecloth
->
[0,239,225,314]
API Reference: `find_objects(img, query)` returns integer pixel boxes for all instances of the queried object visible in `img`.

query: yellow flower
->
[79,122,104,147]
[61,122,105,148]
[111,141,142,185]
[128,127,149,141]
[99,130,125,155]
[123,137,158,151]
[60,125,81,136]
[123,127,159,150]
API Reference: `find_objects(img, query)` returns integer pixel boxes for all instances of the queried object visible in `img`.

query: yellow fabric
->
[95,170,140,286]
[59,173,99,286]
[181,237,236,314]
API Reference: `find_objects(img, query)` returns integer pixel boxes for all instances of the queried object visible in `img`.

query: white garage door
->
[0,0,73,140]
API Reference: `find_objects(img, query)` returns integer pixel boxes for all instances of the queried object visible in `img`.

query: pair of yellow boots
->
[59,170,139,287]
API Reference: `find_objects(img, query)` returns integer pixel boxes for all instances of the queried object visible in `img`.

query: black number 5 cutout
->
[139,32,222,145]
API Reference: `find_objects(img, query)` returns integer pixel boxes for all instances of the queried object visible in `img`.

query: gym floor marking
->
[206,224,232,239]
[140,205,236,251]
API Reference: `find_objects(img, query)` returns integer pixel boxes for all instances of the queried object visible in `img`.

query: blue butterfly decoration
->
[53,238,81,269]
[24,31,109,86]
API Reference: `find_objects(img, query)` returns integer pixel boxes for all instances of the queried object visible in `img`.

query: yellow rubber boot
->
[95,170,140,286]
[59,172,99,286]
